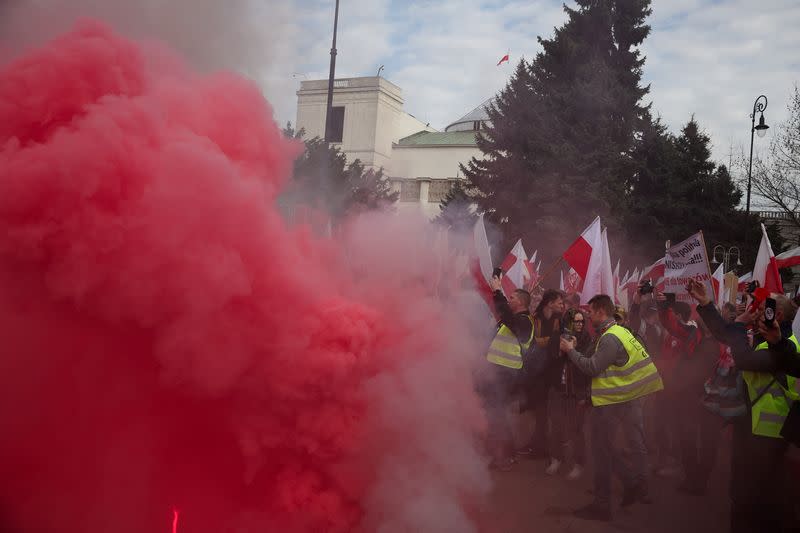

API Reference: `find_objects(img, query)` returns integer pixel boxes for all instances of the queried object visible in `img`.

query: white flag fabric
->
[500,238,528,293]
[566,217,603,304]
[712,263,725,309]
[753,223,784,293]
[599,228,615,296]
[473,214,493,283]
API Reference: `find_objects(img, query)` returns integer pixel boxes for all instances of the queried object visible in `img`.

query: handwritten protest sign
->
[663,231,713,302]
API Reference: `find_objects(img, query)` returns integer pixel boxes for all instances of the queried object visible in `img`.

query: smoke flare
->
[0,20,490,533]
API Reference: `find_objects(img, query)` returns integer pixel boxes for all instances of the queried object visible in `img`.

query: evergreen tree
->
[463,0,653,261]
[625,116,770,266]
[280,124,398,220]
[434,181,476,232]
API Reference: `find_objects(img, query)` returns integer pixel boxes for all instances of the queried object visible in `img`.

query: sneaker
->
[573,503,612,522]
[545,458,562,475]
[566,464,583,481]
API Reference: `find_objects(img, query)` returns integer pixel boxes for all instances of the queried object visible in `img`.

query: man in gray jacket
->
[560,294,661,521]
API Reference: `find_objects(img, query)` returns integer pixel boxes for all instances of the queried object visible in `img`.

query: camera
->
[746,280,760,294]
[639,279,654,295]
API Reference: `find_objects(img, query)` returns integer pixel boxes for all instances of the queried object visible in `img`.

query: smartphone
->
[764,297,777,327]
[492,267,503,278]
[665,293,676,305]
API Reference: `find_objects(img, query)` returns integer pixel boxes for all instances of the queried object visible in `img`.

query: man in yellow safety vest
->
[689,280,800,533]
[560,294,663,522]
[479,275,534,471]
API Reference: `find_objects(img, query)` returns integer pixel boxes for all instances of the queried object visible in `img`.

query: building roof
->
[396,130,479,146]
[445,97,495,132]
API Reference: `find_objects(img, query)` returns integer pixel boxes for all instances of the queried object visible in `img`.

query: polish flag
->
[524,250,539,289]
[497,53,510,66]
[563,216,601,279]
[776,245,800,269]
[640,258,666,288]
[737,271,753,293]
[600,228,615,296]
[500,238,529,295]
[563,217,604,304]
[471,214,496,314]
[559,270,565,292]
[613,259,621,304]
[711,262,725,308]
[623,267,640,291]
[753,223,783,294]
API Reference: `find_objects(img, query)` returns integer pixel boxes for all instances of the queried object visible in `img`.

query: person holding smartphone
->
[686,280,799,533]
[479,273,534,471]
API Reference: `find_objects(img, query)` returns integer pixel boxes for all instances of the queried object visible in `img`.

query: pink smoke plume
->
[0,20,490,532]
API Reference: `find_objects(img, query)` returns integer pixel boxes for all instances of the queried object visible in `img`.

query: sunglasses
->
[574,320,585,324]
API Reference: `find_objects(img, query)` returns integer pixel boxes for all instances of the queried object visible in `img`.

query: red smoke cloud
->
[0,21,490,532]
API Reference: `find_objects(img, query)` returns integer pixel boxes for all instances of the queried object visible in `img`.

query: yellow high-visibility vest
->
[485,316,535,370]
[591,325,664,406]
[741,334,800,438]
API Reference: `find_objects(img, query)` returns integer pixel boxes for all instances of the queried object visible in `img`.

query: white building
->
[295,76,489,218]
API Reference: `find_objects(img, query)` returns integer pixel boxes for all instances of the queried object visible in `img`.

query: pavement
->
[479,412,733,533]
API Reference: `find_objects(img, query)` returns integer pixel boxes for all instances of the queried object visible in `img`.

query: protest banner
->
[663,231,714,302]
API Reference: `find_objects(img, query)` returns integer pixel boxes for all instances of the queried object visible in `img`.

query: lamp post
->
[324,0,341,143]
[711,245,743,274]
[745,95,769,217]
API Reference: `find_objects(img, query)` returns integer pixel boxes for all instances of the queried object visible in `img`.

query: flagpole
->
[324,0,341,143]
[531,256,564,291]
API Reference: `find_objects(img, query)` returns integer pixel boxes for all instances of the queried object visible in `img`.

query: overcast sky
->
[2,0,798,175]
[257,0,799,173]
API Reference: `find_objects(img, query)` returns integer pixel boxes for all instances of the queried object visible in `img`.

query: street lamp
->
[711,245,743,274]
[745,95,769,217]
[324,0,341,143]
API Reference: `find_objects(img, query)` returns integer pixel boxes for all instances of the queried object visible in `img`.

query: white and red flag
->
[711,262,725,308]
[737,271,753,293]
[471,214,496,314]
[776,245,800,270]
[600,228,615,297]
[500,238,529,295]
[753,223,783,294]
[497,53,510,66]
[623,267,640,291]
[524,250,539,289]
[613,259,621,304]
[563,216,601,279]
[640,258,666,289]
[562,216,604,303]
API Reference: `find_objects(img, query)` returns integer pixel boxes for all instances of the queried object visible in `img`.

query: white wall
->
[388,145,482,180]
[295,77,430,170]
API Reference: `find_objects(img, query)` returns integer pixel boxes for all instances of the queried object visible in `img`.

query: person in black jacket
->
[687,280,799,533]
[480,276,533,471]
[546,308,592,479]
[517,289,564,459]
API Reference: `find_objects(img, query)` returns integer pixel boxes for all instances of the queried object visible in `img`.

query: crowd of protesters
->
[477,275,800,531]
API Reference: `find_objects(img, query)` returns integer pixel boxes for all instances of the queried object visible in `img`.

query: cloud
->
[2,0,797,170]
[643,0,800,166]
